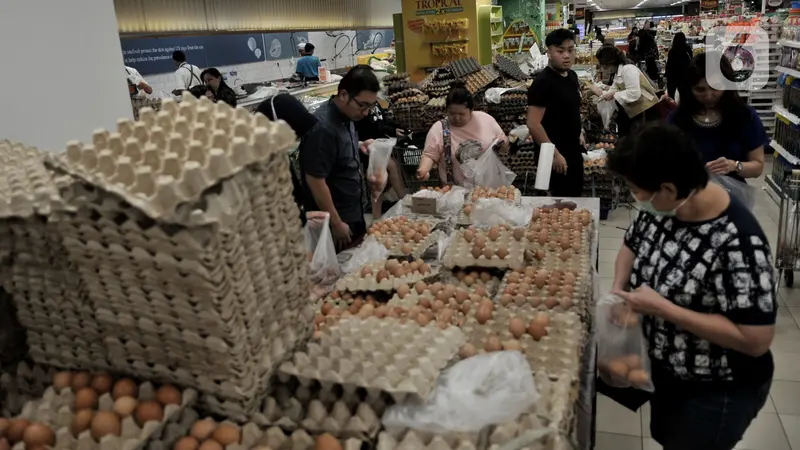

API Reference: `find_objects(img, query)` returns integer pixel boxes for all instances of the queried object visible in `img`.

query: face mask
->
[637,191,693,217]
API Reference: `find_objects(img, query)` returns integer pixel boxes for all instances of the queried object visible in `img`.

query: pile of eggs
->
[498,268,579,310]
[593,142,615,150]
[0,419,54,449]
[458,313,551,358]
[367,217,433,253]
[601,354,650,389]
[530,208,592,228]
[418,185,452,193]
[461,226,525,260]
[470,186,517,203]
[171,418,241,450]
[359,259,431,282]
[452,268,500,287]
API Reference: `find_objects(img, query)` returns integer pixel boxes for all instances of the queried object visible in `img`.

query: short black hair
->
[596,46,629,66]
[607,124,709,199]
[200,67,222,80]
[188,84,210,98]
[445,80,474,109]
[304,43,315,54]
[256,93,318,139]
[567,18,574,25]
[649,21,655,28]
[172,51,187,63]
[338,65,380,96]
[545,28,576,47]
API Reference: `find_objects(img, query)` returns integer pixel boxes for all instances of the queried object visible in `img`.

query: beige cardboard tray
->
[442,228,526,269]
[335,259,438,293]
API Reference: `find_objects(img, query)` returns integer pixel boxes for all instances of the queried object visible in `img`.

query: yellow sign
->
[415,0,465,16]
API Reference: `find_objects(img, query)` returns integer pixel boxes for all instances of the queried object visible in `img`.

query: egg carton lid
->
[0,141,69,218]
[46,94,297,226]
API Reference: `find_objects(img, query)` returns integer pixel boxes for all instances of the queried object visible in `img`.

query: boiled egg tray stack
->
[278,317,466,403]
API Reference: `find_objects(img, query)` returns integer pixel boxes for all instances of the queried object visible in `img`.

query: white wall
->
[0,0,133,152]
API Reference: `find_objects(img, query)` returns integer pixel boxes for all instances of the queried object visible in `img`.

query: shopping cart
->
[391,133,440,193]
[767,172,800,287]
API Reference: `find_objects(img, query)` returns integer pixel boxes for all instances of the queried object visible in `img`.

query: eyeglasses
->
[348,95,377,112]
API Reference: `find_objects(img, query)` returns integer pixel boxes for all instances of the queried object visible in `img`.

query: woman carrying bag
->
[591,46,660,136]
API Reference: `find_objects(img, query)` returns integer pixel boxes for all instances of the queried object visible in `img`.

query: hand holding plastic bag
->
[710,174,756,210]
[382,351,539,433]
[596,100,617,130]
[462,149,516,189]
[303,212,342,291]
[367,138,396,201]
[597,293,654,392]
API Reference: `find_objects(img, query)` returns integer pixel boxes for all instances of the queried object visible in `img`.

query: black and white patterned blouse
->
[624,196,776,384]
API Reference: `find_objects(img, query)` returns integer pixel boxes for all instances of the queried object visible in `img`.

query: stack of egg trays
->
[464,67,500,94]
[442,229,526,270]
[248,375,388,440]
[14,382,197,450]
[0,141,97,371]
[376,428,486,450]
[449,56,482,78]
[334,260,439,293]
[0,361,55,417]
[43,95,313,417]
[278,317,467,404]
[493,55,529,81]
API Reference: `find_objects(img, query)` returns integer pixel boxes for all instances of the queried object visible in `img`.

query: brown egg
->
[460,302,471,315]
[488,228,500,242]
[607,360,630,379]
[419,297,432,309]
[475,305,492,324]
[513,295,525,307]
[471,246,482,259]
[513,228,525,241]
[503,340,523,351]
[74,387,99,410]
[90,411,121,441]
[496,247,509,259]
[533,273,546,289]
[622,354,642,370]
[396,284,410,299]
[484,336,502,352]
[6,419,29,443]
[459,343,477,359]
[474,285,488,297]
[529,296,542,307]
[70,409,94,437]
[112,379,138,400]
[22,423,55,448]
[361,266,373,277]
[627,369,650,387]
[463,230,475,242]
[112,396,138,418]
[479,298,495,311]
[544,296,559,309]
[211,423,241,446]
[454,289,469,303]
[198,441,223,450]
[71,371,91,391]
[376,269,390,283]
[401,245,412,255]
[416,313,431,326]
[156,385,182,406]
[560,250,573,261]
[475,237,486,249]
[463,275,476,287]
[559,297,574,310]
[432,300,444,313]
[189,418,217,441]
[173,436,200,450]
[52,371,72,393]
[509,318,526,338]
[135,400,164,426]
[500,294,512,306]
[415,281,427,294]
[482,247,494,259]
[315,433,343,450]
[527,319,548,341]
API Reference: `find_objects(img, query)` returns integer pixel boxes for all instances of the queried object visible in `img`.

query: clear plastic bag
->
[597,100,617,130]
[462,149,516,189]
[711,174,756,210]
[597,293,654,392]
[339,236,389,273]
[303,212,342,291]
[367,138,396,201]
[471,198,533,227]
[382,351,539,433]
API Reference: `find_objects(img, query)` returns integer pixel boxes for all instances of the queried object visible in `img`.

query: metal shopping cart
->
[767,171,800,287]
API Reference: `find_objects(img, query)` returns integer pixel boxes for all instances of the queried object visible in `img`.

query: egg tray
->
[464,68,499,95]
[334,260,439,293]
[377,429,482,450]
[0,141,66,219]
[11,382,197,450]
[439,270,503,297]
[442,229,526,269]
[492,269,592,316]
[277,317,466,403]
[47,94,297,226]
[384,72,410,84]
[460,310,584,379]
[493,55,529,81]
[0,361,55,417]
[449,56,482,78]
[379,229,445,260]
[467,187,522,205]
[388,88,427,102]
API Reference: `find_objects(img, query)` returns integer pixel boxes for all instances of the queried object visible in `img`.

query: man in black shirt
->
[527,29,585,197]
[299,65,380,251]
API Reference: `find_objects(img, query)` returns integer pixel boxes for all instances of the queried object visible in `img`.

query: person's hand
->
[706,157,736,175]
[331,220,352,249]
[552,150,567,174]
[589,85,604,97]
[580,134,586,148]
[395,129,406,137]
[601,91,615,101]
[416,167,430,181]
[359,139,375,155]
[613,285,672,318]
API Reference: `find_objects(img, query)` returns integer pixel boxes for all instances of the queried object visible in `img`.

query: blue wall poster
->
[355,29,394,54]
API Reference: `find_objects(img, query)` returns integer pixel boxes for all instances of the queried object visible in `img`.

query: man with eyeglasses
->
[299,65,381,251]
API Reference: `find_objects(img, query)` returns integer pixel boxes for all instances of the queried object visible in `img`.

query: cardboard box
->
[411,196,437,215]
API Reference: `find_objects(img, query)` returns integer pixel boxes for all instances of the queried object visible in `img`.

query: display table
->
[239,80,340,111]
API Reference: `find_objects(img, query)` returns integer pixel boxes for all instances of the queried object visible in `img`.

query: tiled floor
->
[594,160,800,450]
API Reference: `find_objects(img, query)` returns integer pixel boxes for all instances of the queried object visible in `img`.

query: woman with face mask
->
[607,124,775,450]
[416,80,508,185]
[201,68,238,107]
[668,52,767,183]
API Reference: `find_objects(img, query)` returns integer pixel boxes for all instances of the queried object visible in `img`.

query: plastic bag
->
[597,294,654,392]
[711,174,756,210]
[471,198,533,227]
[462,149,516,189]
[596,100,617,130]
[437,186,468,216]
[382,351,539,433]
[339,236,389,273]
[303,212,342,291]
[367,138,396,201]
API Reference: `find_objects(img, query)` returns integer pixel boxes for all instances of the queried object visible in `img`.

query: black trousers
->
[550,159,585,197]
[616,106,661,137]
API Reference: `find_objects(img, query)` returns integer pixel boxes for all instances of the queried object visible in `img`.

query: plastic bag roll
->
[535,143,555,191]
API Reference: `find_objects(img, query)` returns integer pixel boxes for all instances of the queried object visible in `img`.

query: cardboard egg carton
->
[252,394,382,439]
[12,382,197,450]
[0,141,66,218]
[278,317,466,402]
[467,186,521,205]
[493,269,592,315]
[335,260,439,292]
[377,429,480,450]
[440,269,502,297]
[442,229,525,269]
[0,361,55,416]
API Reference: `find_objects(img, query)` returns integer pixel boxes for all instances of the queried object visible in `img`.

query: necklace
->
[693,110,722,127]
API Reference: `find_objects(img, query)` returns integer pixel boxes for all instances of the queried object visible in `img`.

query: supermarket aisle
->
[594,158,800,450]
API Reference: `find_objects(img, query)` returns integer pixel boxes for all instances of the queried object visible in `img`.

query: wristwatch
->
[736,161,744,172]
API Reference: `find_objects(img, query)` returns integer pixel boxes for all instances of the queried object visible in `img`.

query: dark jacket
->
[214,83,238,107]
[665,47,693,98]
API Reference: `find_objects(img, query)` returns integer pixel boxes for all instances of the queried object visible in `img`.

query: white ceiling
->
[586,0,686,12]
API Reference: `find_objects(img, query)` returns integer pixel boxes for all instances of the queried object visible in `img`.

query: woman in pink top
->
[416,81,508,185]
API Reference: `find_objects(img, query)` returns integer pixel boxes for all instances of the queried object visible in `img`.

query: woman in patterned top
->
[607,124,776,450]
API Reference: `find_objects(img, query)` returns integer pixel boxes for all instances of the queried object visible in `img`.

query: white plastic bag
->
[382,351,539,433]
[367,138,396,201]
[462,149,516,189]
[303,212,342,291]
[471,198,533,227]
[597,294,654,392]
[596,100,617,130]
[711,174,756,210]
[437,186,468,216]
[339,236,389,273]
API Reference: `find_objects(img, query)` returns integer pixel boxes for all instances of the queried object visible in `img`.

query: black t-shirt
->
[527,67,583,163]
[624,196,776,386]
[299,99,365,224]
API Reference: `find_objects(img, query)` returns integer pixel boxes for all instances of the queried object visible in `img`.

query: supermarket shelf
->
[777,66,800,78]
[774,105,800,125]
[772,139,800,165]
[779,40,800,49]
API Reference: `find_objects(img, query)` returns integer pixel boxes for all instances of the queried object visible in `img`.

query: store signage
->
[407,18,426,33]
[415,0,464,16]
[575,7,585,19]
[700,0,719,10]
